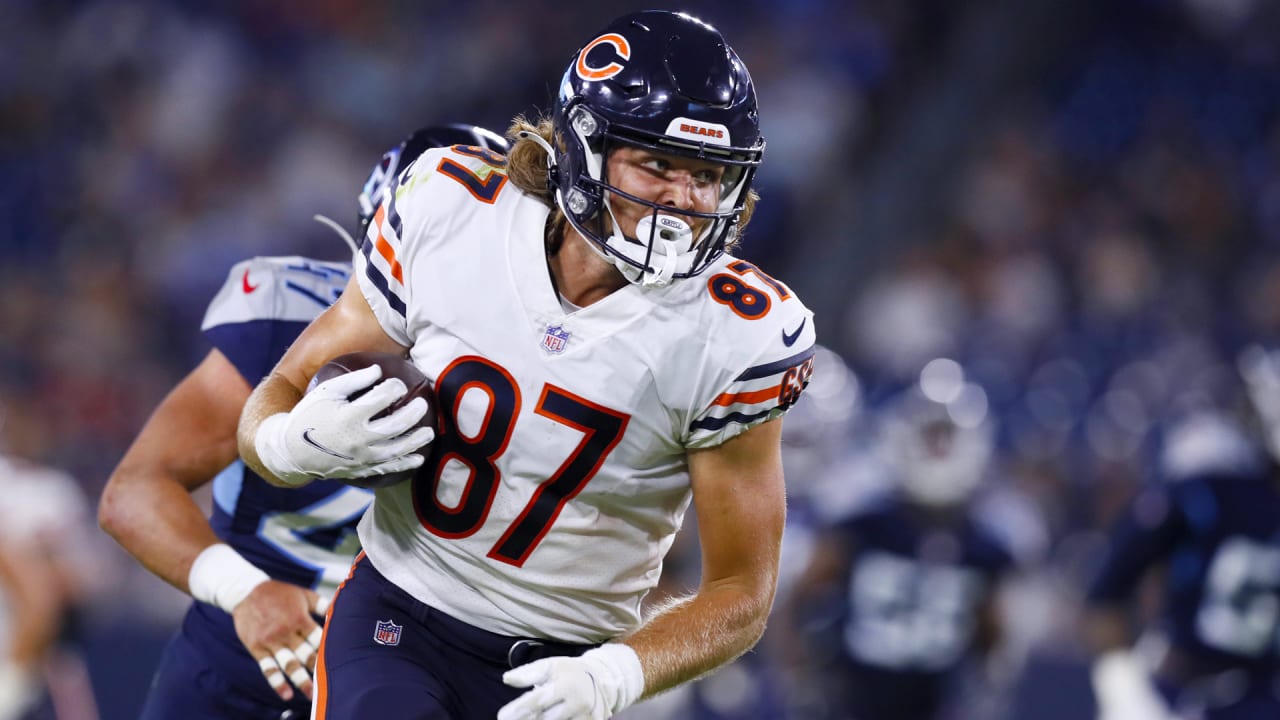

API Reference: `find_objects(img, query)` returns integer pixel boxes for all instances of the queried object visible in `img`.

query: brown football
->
[307,351,437,489]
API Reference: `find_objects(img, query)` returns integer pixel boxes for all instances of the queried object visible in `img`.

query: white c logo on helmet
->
[576,33,631,81]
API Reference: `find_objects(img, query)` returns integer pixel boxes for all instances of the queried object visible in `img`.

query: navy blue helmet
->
[551,11,765,284]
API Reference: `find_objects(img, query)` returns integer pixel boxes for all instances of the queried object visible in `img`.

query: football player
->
[784,359,1032,720]
[236,10,816,720]
[1084,345,1280,720]
[98,124,507,720]
[0,451,102,720]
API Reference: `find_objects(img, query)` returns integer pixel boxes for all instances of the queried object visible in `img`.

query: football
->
[308,351,437,489]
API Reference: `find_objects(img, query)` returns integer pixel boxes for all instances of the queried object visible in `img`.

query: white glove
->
[255,364,434,486]
[498,644,645,720]
[1091,650,1179,720]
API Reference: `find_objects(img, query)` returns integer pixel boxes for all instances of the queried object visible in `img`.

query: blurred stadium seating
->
[3,0,1279,716]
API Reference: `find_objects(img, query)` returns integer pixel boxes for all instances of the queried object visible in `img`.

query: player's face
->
[604,146,726,241]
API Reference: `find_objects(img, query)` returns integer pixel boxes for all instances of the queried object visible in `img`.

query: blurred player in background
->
[98,125,507,719]
[783,359,1040,720]
[237,10,814,720]
[0,441,103,720]
[1084,345,1280,720]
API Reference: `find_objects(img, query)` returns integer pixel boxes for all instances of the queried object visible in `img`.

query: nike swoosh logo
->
[781,318,806,347]
[301,429,353,460]
[242,269,260,294]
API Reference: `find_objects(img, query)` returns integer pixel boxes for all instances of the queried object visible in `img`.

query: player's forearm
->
[237,372,304,485]
[622,579,774,697]
[99,468,221,593]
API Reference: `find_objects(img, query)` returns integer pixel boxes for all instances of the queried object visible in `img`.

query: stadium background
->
[3,0,1280,717]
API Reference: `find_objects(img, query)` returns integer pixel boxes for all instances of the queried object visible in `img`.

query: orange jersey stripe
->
[372,206,405,285]
[712,384,781,407]
[313,551,366,719]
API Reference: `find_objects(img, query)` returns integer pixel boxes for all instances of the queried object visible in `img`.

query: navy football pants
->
[139,619,310,719]
[314,553,595,720]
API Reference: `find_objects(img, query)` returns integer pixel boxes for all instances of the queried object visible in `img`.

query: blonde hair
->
[503,114,759,252]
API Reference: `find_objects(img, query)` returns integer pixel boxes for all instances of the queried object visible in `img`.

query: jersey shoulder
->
[385,145,521,239]
[694,252,815,348]
[201,256,350,385]
[356,145,535,338]
[1158,411,1264,483]
[678,253,818,447]
[201,255,351,331]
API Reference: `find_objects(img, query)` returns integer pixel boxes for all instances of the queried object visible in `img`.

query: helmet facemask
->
[555,102,760,286]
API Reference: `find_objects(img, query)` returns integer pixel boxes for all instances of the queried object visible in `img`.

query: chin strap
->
[517,130,558,172]
[518,130,697,287]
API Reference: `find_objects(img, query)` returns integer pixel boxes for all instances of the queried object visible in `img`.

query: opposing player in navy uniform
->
[1084,345,1280,720]
[785,360,1034,720]
[238,10,815,720]
[99,125,507,720]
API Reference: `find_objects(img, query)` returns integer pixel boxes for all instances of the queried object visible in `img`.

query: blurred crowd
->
[3,0,1280,717]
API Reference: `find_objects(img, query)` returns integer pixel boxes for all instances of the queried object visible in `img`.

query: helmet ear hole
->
[566,189,593,216]
[571,108,600,139]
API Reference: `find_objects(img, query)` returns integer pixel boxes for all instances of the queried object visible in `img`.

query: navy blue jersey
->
[807,489,1016,720]
[1087,465,1280,677]
[200,256,370,594]
[141,256,369,718]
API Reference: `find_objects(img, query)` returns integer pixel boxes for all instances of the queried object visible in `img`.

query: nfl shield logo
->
[541,325,571,354]
[373,619,402,646]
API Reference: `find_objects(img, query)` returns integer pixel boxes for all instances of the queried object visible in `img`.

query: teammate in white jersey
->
[100,125,507,719]
[0,452,102,720]
[238,10,817,720]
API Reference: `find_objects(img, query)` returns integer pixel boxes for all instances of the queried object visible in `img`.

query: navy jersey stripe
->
[690,406,774,433]
[360,238,408,317]
[284,280,334,309]
[736,345,816,382]
[211,460,244,515]
[284,262,350,280]
[388,182,405,239]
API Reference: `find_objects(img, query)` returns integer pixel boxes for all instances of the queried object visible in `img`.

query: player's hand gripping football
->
[254,364,434,486]
[232,580,329,702]
[498,644,644,720]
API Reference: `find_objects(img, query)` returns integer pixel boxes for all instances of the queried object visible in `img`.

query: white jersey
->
[0,456,99,657]
[353,146,816,642]
[0,456,91,545]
